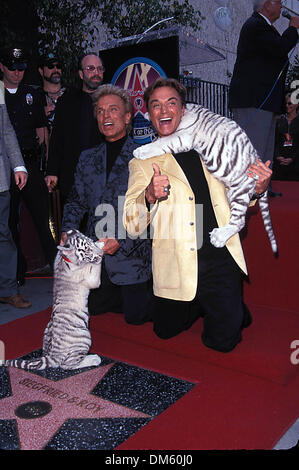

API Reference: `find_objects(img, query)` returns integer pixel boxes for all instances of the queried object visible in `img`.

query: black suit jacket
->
[62,136,152,285]
[46,87,102,203]
[229,12,298,114]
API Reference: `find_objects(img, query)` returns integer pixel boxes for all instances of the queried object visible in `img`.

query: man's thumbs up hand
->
[152,162,161,176]
[145,162,170,204]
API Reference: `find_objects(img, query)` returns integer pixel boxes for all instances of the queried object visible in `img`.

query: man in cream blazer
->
[124,78,271,352]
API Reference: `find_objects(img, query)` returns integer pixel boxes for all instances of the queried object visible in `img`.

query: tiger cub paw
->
[84,354,102,367]
[210,226,238,247]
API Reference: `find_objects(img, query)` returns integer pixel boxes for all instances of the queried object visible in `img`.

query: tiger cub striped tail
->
[258,193,278,254]
[1,357,48,370]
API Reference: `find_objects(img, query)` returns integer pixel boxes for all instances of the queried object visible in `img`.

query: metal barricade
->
[179,75,232,118]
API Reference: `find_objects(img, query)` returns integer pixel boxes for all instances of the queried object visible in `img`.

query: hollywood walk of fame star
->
[0,364,151,450]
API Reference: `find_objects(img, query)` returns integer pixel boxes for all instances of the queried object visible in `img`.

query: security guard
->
[0,47,57,283]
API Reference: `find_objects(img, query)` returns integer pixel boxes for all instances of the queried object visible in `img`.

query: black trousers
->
[88,260,153,325]
[9,159,57,279]
[151,250,251,353]
[0,191,18,297]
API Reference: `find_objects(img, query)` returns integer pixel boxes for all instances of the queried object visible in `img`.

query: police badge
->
[26,93,33,105]
[12,48,23,59]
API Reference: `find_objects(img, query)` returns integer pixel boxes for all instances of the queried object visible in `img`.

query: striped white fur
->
[3,230,103,370]
[134,104,277,253]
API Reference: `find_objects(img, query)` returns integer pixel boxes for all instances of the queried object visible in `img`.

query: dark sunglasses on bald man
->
[6,63,27,71]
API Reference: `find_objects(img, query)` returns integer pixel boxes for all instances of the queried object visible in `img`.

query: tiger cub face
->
[58,229,103,266]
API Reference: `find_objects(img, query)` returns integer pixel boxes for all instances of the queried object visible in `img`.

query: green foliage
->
[33,0,102,86]
[1,0,203,86]
[0,0,39,53]
[98,0,203,38]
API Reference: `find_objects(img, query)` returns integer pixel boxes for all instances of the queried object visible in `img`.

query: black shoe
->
[242,303,252,329]
[125,315,153,325]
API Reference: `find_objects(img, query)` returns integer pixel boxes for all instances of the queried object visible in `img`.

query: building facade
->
[95,0,299,87]
[181,0,299,85]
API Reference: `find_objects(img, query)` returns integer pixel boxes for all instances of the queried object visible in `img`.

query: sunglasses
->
[6,63,27,71]
[82,65,105,73]
[46,62,62,69]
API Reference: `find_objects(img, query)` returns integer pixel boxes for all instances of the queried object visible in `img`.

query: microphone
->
[282,9,292,20]
[136,11,180,44]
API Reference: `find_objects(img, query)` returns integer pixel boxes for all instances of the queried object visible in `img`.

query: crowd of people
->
[0,0,298,352]
[272,92,299,180]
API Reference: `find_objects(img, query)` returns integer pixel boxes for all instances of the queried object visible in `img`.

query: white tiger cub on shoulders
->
[2,230,104,370]
[134,103,277,253]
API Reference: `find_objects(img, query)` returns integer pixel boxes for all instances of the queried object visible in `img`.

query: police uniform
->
[5,83,46,152]
[2,48,57,280]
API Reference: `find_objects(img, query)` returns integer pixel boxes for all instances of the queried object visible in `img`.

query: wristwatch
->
[251,190,266,200]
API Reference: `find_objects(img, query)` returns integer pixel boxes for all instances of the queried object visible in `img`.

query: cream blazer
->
[124,153,247,301]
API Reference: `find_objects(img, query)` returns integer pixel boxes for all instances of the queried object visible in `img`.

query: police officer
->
[0,47,57,283]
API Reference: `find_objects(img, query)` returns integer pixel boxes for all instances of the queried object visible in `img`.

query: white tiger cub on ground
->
[2,229,103,370]
[134,103,277,253]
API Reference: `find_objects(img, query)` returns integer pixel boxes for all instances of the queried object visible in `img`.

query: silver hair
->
[253,0,267,11]
[92,84,133,133]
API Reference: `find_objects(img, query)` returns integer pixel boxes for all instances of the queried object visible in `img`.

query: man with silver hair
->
[229,0,299,195]
[253,0,271,10]
[61,84,152,324]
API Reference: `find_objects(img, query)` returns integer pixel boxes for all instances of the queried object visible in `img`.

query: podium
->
[99,26,225,144]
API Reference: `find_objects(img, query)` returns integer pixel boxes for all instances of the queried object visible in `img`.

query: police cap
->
[1,47,28,67]
[39,52,61,68]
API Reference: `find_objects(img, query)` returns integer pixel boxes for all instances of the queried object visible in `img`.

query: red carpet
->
[1,181,298,450]
[242,181,299,312]
[1,304,299,450]
[90,305,299,386]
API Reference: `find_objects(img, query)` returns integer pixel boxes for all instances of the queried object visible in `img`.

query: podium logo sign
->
[111,57,167,144]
